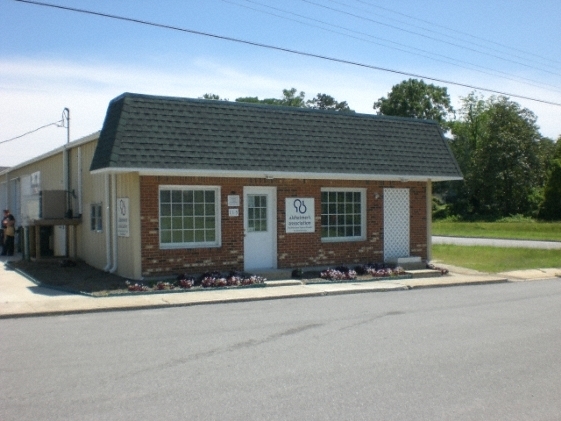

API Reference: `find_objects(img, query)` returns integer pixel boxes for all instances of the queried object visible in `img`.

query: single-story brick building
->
[1,92,462,280]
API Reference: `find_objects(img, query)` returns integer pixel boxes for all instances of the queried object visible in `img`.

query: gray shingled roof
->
[90,93,462,180]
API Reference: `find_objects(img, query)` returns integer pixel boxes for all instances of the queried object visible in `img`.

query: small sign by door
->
[117,197,130,237]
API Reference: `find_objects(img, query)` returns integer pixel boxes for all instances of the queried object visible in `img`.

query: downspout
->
[77,146,83,216]
[63,108,70,257]
[109,173,118,273]
[104,174,111,271]
[63,108,70,215]
[426,180,432,262]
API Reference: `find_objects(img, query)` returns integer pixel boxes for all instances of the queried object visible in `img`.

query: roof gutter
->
[89,167,463,182]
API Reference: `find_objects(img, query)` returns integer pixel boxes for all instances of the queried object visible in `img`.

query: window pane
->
[205,190,215,202]
[172,204,182,216]
[171,190,182,202]
[172,217,182,229]
[160,217,171,230]
[183,190,193,204]
[183,217,194,229]
[172,230,183,242]
[161,204,171,217]
[205,203,215,216]
[161,230,172,243]
[194,190,204,203]
[195,230,205,242]
[160,190,170,203]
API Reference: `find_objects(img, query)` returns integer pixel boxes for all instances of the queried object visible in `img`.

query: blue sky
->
[1,0,560,166]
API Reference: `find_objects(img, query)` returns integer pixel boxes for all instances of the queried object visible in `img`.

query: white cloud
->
[1,56,558,167]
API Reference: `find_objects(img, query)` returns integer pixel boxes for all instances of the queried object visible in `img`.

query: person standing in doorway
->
[1,209,15,256]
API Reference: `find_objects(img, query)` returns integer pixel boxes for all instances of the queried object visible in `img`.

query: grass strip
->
[432,244,561,273]
[433,221,561,242]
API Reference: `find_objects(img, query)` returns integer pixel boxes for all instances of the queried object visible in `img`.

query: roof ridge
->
[116,92,440,125]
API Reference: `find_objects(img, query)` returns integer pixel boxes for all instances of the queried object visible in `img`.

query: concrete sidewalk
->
[1,255,559,319]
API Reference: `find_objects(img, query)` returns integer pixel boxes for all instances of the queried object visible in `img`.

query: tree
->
[448,94,543,219]
[373,79,454,128]
[235,88,352,111]
[307,93,354,112]
[236,88,306,107]
[200,93,226,101]
[539,137,561,220]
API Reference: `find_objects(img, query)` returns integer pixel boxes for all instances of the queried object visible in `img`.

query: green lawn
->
[432,244,561,273]
[433,221,561,242]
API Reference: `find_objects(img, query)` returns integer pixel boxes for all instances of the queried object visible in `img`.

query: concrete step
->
[406,269,444,279]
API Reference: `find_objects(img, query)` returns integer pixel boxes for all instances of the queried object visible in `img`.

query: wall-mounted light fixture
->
[374,192,380,200]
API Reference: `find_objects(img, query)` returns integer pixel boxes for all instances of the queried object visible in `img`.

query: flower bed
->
[123,270,267,294]
[298,264,411,284]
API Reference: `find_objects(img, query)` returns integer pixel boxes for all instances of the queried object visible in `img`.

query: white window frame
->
[159,185,221,249]
[90,203,103,232]
[320,188,366,242]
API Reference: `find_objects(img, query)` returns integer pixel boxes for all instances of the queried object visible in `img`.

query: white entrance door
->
[53,225,67,257]
[384,188,410,261]
[244,187,277,270]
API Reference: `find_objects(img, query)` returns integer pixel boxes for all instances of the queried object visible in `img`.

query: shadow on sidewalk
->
[9,258,130,295]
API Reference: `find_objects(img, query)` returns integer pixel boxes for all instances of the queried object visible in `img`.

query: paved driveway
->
[433,236,561,249]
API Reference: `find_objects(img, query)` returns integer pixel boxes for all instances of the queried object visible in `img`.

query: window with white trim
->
[321,189,366,241]
[90,203,102,232]
[159,186,221,248]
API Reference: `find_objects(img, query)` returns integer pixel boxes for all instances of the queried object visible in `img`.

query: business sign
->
[228,195,240,207]
[31,171,41,195]
[117,197,130,237]
[285,198,315,233]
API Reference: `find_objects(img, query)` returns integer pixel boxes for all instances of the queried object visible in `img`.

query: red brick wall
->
[139,176,427,277]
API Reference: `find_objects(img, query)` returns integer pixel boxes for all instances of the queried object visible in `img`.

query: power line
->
[11,0,561,107]
[347,0,561,69]
[300,0,561,77]
[228,0,561,94]
[327,0,561,72]
[0,120,63,145]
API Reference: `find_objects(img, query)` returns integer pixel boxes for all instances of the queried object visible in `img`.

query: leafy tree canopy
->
[448,93,543,219]
[199,93,226,101]
[234,88,354,112]
[306,93,354,112]
[373,79,454,128]
[539,137,561,220]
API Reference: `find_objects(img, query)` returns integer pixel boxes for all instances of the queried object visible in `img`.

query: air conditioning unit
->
[40,190,67,219]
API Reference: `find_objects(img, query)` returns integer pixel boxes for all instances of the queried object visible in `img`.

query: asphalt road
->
[2,280,561,421]
[433,236,561,249]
